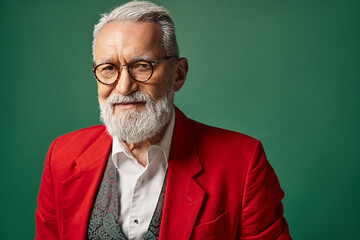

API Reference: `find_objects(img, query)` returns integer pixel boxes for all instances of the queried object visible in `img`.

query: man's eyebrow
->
[95,58,116,65]
[130,55,154,62]
[95,55,155,65]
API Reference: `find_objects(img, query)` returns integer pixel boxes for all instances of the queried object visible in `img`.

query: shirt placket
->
[128,169,147,239]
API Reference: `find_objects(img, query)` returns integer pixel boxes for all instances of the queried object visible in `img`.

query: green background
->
[1,0,359,239]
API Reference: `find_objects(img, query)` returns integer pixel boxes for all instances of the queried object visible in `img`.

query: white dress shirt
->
[111,111,175,240]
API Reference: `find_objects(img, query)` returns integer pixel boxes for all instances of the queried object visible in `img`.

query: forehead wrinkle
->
[95,21,165,65]
[95,28,128,61]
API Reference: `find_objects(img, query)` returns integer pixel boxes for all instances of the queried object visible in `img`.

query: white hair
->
[92,1,179,61]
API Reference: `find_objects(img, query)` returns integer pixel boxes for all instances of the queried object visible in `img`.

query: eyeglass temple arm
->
[152,55,178,66]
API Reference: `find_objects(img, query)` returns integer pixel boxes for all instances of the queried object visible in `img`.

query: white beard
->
[99,85,174,144]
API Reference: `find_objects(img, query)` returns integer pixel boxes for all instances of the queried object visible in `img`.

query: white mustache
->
[106,92,152,105]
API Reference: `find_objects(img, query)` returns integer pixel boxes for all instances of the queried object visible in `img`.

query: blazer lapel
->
[160,107,205,239]
[61,129,112,240]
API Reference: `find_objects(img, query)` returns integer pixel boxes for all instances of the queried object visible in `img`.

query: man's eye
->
[131,62,152,71]
[101,65,116,71]
[97,64,117,78]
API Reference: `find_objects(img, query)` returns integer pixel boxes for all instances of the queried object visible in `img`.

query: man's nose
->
[115,67,139,96]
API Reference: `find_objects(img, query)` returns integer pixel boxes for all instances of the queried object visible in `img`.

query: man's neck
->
[124,119,170,167]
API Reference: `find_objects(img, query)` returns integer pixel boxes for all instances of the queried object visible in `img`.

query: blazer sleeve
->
[237,140,292,240]
[35,139,60,240]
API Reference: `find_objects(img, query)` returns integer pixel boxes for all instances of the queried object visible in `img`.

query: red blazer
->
[35,107,291,239]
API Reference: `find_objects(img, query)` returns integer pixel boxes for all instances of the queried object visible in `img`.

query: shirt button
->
[139,179,144,184]
[134,219,139,224]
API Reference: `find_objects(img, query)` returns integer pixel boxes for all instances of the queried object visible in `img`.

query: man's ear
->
[172,57,189,92]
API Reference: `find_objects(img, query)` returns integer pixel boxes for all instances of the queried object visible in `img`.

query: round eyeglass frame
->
[92,55,177,85]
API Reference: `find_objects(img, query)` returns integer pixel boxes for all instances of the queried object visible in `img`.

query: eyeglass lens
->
[95,61,153,84]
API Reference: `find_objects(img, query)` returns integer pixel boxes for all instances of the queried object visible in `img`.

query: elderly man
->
[35,1,291,240]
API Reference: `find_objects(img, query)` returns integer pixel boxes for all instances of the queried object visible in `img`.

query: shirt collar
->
[112,109,175,169]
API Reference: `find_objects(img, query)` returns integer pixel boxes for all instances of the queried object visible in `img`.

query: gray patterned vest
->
[87,153,167,240]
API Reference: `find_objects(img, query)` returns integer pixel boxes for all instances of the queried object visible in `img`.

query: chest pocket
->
[191,211,229,240]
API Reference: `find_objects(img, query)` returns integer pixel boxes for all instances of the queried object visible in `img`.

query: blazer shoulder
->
[54,125,107,146]
[190,119,259,149]
[49,125,110,164]
[189,119,265,174]
[56,125,106,140]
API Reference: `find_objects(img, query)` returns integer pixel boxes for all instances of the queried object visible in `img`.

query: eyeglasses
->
[92,55,177,85]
